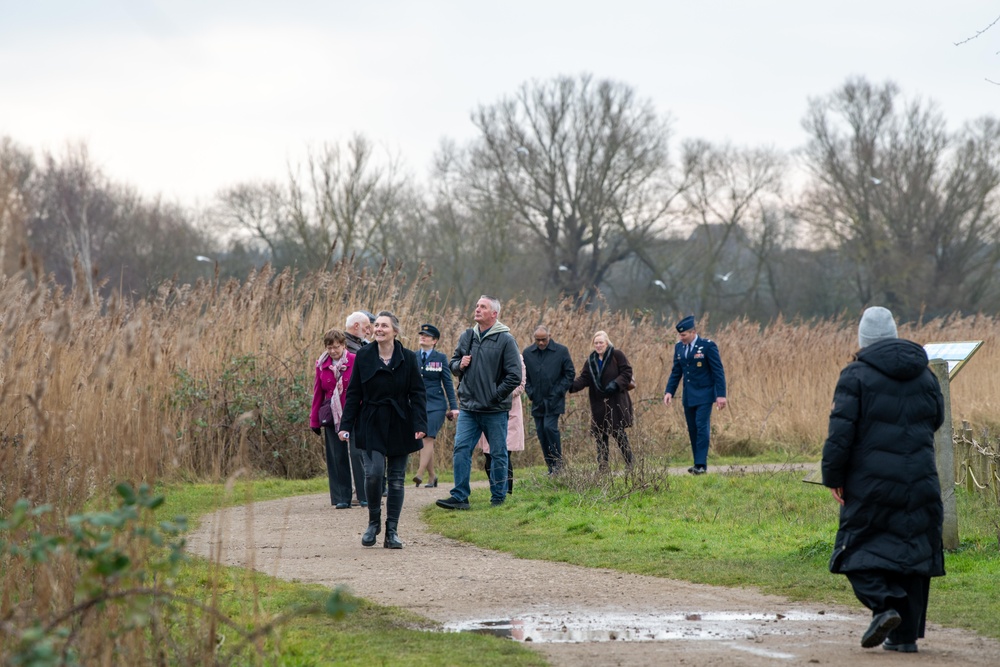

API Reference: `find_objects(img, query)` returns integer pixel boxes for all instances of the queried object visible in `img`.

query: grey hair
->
[534,325,550,336]
[593,330,612,347]
[480,294,501,317]
[376,310,401,336]
[346,311,369,329]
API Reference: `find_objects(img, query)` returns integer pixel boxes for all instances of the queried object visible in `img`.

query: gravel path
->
[187,465,1000,666]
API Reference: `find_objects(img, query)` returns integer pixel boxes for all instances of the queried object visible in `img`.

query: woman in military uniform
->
[413,324,459,488]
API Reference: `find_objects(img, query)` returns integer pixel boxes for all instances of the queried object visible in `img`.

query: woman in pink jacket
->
[478,355,526,495]
[310,328,365,509]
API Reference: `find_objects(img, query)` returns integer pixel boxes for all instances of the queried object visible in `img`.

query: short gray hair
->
[346,311,369,329]
[480,294,501,317]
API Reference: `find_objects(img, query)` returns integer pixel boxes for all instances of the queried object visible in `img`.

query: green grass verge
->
[160,477,547,667]
[423,467,1000,641]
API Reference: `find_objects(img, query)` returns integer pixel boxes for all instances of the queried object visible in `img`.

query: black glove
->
[603,381,618,395]
[311,427,322,436]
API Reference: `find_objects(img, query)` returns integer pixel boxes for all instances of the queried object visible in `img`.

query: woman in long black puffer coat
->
[822,306,945,653]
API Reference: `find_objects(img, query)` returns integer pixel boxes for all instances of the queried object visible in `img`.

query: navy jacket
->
[419,348,459,413]
[822,338,945,577]
[664,335,726,407]
[522,340,575,417]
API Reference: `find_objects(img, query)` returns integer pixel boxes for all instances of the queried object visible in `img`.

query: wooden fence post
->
[930,359,959,550]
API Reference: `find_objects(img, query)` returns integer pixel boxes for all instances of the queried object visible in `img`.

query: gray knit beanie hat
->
[858,306,898,348]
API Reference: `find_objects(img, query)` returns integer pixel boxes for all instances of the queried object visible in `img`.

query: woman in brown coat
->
[569,330,634,471]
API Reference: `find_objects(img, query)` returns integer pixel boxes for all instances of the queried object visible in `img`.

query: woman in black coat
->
[339,311,427,549]
[822,307,945,653]
[569,330,634,471]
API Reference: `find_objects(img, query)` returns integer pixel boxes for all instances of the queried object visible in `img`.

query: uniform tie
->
[421,351,428,366]
[685,343,692,358]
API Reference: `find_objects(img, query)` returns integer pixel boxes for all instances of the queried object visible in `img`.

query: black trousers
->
[533,413,562,473]
[595,428,634,468]
[323,427,367,505]
[845,570,930,643]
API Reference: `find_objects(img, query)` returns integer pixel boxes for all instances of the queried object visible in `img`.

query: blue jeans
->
[451,410,509,504]
[683,402,713,467]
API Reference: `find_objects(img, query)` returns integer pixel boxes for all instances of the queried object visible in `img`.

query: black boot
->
[383,520,403,549]
[361,513,381,547]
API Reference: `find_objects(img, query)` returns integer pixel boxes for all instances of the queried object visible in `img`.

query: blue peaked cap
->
[676,315,696,333]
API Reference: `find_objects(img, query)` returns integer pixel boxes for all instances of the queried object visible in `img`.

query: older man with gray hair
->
[345,311,370,354]
[437,295,522,510]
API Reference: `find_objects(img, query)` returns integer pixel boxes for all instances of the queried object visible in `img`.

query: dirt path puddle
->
[445,609,852,643]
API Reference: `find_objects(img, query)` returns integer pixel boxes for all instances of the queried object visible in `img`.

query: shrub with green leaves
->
[0,483,355,666]
[171,353,323,479]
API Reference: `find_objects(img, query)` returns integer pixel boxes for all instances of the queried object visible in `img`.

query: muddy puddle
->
[444,610,851,643]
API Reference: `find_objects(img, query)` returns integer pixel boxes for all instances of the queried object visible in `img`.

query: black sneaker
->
[687,466,707,475]
[435,496,470,510]
[490,499,505,507]
[861,609,901,648]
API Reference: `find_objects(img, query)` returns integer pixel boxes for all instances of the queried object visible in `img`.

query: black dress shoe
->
[435,496,470,510]
[883,640,917,653]
[334,503,350,509]
[861,609,901,648]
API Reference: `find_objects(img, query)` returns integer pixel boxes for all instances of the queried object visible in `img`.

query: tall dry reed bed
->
[2,263,1000,511]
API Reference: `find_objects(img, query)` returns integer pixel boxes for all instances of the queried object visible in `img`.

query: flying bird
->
[195,255,213,263]
[514,146,529,156]
[652,279,667,290]
[716,271,733,282]
[870,177,882,185]
[558,264,570,272]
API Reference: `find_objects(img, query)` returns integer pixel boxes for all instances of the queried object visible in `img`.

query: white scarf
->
[317,351,348,427]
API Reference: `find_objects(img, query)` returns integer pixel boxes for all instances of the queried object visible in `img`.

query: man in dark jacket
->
[522,326,574,474]
[663,315,727,474]
[822,306,945,653]
[436,295,522,510]
[344,311,370,354]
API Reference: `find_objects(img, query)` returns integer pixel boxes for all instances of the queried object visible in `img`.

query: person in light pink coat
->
[478,355,526,494]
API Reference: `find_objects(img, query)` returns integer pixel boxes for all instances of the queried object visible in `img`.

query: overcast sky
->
[2,1,998,208]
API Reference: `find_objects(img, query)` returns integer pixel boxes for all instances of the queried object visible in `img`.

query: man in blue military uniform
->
[663,315,727,474]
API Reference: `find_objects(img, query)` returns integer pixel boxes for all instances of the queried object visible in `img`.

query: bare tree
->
[424,140,540,306]
[0,137,34,278]
[215,181,289,263]
[801,77,1000,317]
[459,74,683,304]
[216,134,414,271]
[26,145,121,300]
[672,139,790,318]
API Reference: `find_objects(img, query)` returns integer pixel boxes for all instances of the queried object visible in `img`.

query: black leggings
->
[361,450,408,523]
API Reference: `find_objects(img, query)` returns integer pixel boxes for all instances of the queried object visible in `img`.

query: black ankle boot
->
[383,521,403,549]
[361,514,381,547]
